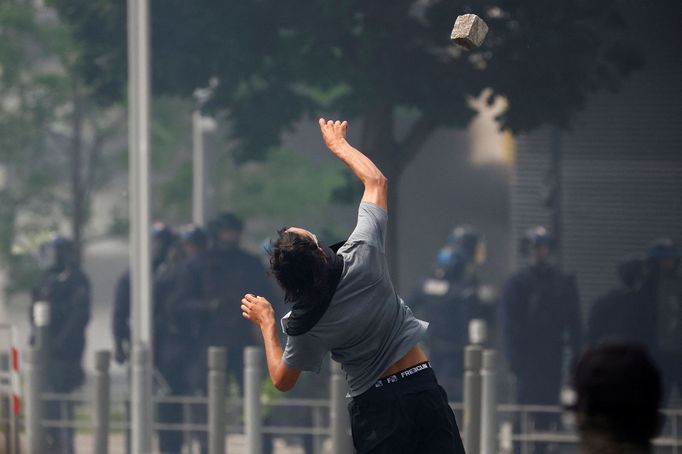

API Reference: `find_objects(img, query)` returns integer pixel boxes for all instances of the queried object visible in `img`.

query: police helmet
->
[207,212,243,246]
[446,225,482,261]
[179,224,208,250]
[38,234,75,270]
[437,225,484,271]
[520,226,553,256]
[152,222,174,247]
[647,238,679,259]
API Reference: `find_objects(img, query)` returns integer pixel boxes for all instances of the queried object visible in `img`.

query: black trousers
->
[348,367,465,454]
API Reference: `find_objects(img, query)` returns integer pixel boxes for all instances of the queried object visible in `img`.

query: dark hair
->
[573,343,662,445]
[269,228,329,303]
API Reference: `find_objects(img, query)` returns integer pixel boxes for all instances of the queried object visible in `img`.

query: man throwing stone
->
[241,119,465,453]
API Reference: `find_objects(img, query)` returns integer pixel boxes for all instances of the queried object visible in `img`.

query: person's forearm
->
[330,141,387,187]
[260,320,289,389]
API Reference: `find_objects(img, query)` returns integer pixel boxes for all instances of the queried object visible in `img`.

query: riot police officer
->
[204,212,276,391]
[31,235,91,454]
[501,227,582,452]
[408,225,493,401]
[587,256,647,347]
[640,239,682,401]
[112,223,177,365]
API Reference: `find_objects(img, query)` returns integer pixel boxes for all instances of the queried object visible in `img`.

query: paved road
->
[6,433,315,453]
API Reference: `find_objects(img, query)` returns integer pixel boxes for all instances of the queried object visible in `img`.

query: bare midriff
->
[380,345,429,378]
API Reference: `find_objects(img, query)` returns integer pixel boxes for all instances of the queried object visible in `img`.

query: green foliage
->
[222,148,348,220]
[0,1,65,265]
[0,1,126,296]
[54,0,642,159]
[52,0,648,271]
[178,145,357,245]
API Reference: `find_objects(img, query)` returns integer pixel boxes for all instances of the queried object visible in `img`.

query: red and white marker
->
[10,328,21,416]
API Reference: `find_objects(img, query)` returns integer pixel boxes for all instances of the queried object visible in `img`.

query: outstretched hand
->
[241,294,275,328]
[319,118,348,151]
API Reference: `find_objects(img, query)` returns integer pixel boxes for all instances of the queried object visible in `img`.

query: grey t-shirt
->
[282,202,428,397]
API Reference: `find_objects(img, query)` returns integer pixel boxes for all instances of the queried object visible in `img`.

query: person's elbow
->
[273,378,296,392]
[272,365,300,392]
[365,173,388,190]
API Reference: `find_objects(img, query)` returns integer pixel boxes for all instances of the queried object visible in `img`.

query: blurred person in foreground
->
[501,227,582,453]
[640,239,682,402]
[409,225,495,401]
[571,343,663,454]
[31,235,91,454]
[240,119,465,454]
[587,255,647,347]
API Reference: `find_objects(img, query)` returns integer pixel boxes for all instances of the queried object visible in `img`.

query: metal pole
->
[330,360,352,454]
[313,405,325,454]
[25,348,44,454]
[481,350,498,454]
[127,0,153,450]
[464,345,483,454]
[244,347,262,454]
[208,347,226,454]
[192,110,206,226]
[27,301,50,454]
[131,346,152,454]
[94,351,111,454]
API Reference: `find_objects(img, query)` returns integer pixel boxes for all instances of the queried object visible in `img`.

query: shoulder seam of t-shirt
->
[340,238,383,251]
[359,200,387,214]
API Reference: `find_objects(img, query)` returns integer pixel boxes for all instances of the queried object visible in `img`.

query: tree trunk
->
[359,107,437,291]
[71,79,85,265]
[359,103,405,287]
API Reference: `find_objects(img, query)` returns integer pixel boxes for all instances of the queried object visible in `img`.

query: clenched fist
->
[241,294,275,328]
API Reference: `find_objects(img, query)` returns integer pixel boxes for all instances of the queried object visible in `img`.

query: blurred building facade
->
[511,2,682,308]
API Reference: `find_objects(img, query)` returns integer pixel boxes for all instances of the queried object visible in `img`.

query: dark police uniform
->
[204,247,275,390]
[409,274,488,401]
[31,265,91,454]
[501,264,582,405]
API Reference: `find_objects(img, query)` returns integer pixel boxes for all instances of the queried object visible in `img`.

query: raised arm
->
[319,119,388,212]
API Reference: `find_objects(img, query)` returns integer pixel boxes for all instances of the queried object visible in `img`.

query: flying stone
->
[451,14,489,50]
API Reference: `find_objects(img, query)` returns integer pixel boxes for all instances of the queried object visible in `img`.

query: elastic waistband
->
[373,361,432,389]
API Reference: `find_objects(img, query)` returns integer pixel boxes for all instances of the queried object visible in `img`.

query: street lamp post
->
[192,110,206,226]
[127,0,153,452]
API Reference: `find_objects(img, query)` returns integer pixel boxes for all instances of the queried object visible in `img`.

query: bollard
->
[94,351,111,454]
[330,360,352,454]
[312,405,325,454]
[480,350,498,454]
[25,347,44,454]
[464,345,483,454]
[244,347,262,454]
[208,347,226,454]
[131,345,152,454]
